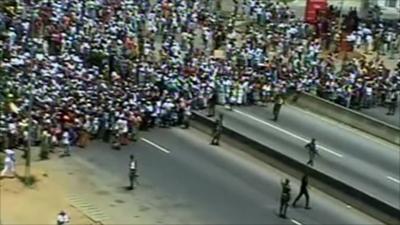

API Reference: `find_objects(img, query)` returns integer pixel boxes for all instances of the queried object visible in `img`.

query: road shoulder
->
[0,162,95,225]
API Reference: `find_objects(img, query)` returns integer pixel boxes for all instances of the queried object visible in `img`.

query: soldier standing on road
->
[279,178,291,218]
[128,154,137,190]
[181,102,191,129]
[210,114,223,145]
[386,89,398,115]
[292,174,311,209]
[273,94,284,121]
[207,90,218,117]
[305,138,318,166]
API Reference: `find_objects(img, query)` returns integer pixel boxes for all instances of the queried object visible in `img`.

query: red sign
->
[305,0,328,24]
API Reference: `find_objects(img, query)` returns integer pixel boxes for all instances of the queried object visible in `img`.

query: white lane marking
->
[233,109,343,158]
[387,176,400,184]
[291,219,303,225]
[141,138,171,154]
[288,105,398,149]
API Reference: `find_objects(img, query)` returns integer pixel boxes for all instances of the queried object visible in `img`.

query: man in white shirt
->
[56,211,70,225]
[61,130,71,157]
[1,149,16,177]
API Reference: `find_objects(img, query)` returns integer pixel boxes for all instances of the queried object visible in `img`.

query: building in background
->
[305,0,328,24]
[365,0,400,18]
[289,0,399,19]
[375,0,400,8]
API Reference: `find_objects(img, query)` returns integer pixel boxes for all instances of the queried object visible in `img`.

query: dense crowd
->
[243,2,400,111]
[0,0,399,158]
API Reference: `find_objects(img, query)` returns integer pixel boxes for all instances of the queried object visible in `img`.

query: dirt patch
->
[0,164,95,225]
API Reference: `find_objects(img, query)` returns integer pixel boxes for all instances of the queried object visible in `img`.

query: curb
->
[67,194,109,225]
[288,92,400,145]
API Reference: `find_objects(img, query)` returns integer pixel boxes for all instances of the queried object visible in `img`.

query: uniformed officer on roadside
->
[210,114,223,145]
[273,94,284,121]
[292,174,311,209]
[279,178,291,218]
[207,90,218,117]
[128,154,137,190]
[305,138,318,166]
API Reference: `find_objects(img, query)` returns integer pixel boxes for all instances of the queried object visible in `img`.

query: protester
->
[56,210,70,225]
[0,148,16,177]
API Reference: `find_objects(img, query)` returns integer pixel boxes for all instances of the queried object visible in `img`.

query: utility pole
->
[23,4,35,181]
[24,84,33,180]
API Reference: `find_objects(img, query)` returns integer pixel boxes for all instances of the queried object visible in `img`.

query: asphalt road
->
[199,104,400,210]
[56,127,382,225]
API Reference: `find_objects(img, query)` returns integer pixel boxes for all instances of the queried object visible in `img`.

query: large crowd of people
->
[0,0,399,158]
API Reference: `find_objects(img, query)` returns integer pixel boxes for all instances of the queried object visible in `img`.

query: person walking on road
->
[210,114,223,145]
[305,138,318,166]
[279,178,291,218]
[292,174,311,209]
[273,94,284,121]
[128,154,138,190]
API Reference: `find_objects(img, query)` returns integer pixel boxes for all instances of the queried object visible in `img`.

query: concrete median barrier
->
[191,112,400,225]
[289,92,400,145]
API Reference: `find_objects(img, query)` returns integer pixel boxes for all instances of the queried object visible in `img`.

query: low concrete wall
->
[191,112,400,225]
[289,92,400,145]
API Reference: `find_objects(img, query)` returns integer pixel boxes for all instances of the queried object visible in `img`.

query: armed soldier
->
[273,94,284,121]
[128,154,138,190]
[305,138,319,166]
[292,174,311,209]
[279,178,291,218]
[210,114,223,145]
[207,90,218,117]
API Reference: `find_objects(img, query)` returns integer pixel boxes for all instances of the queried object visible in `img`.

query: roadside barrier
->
[191,112,400,225]
[289,92,400,145]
